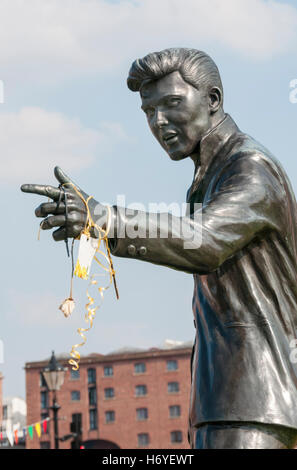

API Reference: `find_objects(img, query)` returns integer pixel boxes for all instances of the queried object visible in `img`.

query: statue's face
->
[140,71,212,160]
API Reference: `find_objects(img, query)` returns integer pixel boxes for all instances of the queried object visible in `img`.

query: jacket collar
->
[188,114,240,199]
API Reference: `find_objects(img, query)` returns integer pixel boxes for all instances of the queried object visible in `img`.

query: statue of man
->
[21,48,297,449]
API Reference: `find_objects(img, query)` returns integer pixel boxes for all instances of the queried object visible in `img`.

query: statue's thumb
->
[54,166,72,185]
[54,166,86,196]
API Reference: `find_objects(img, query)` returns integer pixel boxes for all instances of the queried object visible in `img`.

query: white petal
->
[59,298,75,318]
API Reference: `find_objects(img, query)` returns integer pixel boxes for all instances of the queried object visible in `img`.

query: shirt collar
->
[189,114,239,198]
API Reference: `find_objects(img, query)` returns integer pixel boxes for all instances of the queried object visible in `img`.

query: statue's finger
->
[41,215,66,230]
[21,184,61,200]
[35,202,66,217]
[52,227,67,242]
[35,201,85,218]
[52,223,82,241]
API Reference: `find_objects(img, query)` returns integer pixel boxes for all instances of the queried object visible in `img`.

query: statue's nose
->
[154,109,168,128]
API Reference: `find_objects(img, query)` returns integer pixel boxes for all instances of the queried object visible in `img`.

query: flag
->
[6,430,14,447]
[42,419,48,434]
[35,422,41,438]
[28,425,33,440]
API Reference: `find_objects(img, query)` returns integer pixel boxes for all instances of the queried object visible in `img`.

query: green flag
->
[28,426,33,440]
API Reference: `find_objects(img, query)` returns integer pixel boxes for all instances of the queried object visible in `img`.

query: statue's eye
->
[167,98,181,107]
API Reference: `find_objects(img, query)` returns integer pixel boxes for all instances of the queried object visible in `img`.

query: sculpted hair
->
[127,47,223,103]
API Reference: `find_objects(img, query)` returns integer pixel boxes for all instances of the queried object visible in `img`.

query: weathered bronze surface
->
[21,48,297,448]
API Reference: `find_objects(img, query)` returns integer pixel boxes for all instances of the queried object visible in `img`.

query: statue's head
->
[127,48,224,161]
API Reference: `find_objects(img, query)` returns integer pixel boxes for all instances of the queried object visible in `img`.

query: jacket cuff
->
[108,206,152,259]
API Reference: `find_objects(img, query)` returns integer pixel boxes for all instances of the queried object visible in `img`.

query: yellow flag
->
[35,422,41,438]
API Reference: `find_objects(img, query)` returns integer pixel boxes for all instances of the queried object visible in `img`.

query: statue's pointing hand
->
[21,166,107,241]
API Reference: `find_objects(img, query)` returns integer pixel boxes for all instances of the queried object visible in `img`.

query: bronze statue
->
[21,48,297,449]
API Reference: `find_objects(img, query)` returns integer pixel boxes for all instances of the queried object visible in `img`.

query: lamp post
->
[42,351,67,449]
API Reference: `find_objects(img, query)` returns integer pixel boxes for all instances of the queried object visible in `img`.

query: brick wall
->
[25,347,192,449]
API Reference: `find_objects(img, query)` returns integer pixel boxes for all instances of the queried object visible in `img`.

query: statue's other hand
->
[21,166,103,241]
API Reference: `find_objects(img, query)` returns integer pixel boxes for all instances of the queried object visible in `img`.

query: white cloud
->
[0,106,127,183]
[0,0,296,84]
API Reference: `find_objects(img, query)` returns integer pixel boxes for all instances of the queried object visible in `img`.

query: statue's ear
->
[208,87,223,114]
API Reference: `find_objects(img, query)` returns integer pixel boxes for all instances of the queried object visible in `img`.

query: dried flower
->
[59,297,75,318]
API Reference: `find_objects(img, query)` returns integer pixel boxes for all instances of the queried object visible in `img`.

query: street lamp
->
[42,351,67,449]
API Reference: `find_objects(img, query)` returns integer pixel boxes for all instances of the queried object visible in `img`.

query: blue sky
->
[1,0,297,398]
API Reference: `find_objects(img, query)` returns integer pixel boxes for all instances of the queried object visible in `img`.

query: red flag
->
[14,430,18,445]
[42,419,47,434]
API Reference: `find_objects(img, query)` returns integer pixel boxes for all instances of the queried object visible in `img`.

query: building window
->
[70,369,80,380]
[134,363,146,374]
[171,430,183,443]
[72,413,82,435]
[89,409,98,430]
[88,368,96,384]
[168,381,179,393]
[105,410,115,423]
[169,405,181,418]
[40,441,51,449]
[135,385,147,396]
[89,387,97,406]
[39,372,48,388]
[71,391,80,402]
[104,387,115,399]
[138,433,149,447]
[40,391,48,409]
[41,412,49,434]
[167,360,178,371]
[136,408,148,421]
[2,405,7,420]
[104,366,113,377]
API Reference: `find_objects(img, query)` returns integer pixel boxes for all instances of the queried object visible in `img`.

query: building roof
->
[161,339,193,350]
[107,340,193,355]
[24,340,193,369]
[107,346,147,355]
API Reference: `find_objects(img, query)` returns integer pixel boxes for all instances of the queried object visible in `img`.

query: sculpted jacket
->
[110,114,297,433]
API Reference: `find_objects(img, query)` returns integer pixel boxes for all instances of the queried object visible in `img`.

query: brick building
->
[25,341,192,449]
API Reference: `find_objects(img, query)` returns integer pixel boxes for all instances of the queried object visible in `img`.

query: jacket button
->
[138,246,147,256]
[127,244,136,256]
